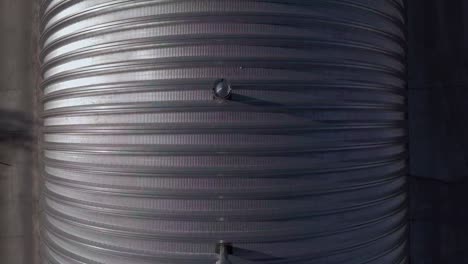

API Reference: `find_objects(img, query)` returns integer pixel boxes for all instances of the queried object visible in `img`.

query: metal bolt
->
[216,242,233,264]
[213,79,232,100]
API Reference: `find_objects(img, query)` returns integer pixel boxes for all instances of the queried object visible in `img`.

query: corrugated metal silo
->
[40,1,407,263]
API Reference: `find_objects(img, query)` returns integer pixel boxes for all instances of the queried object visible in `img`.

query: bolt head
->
[213,79,232,99]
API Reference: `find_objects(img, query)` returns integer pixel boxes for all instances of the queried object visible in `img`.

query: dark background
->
[407,0,468,263]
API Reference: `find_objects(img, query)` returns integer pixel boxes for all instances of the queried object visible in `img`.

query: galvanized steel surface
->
[40,0,407,263]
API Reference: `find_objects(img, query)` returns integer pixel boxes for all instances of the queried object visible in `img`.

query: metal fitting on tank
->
[213,79,232,100]
[216,241,233,264]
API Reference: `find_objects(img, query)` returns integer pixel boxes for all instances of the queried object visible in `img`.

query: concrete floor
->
[0,0,40,263]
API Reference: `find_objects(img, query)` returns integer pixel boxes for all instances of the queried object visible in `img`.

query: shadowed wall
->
[407,0,468,263]
[0,0,40,263]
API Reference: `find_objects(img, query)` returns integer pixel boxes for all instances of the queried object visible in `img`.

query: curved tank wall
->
[39,1,407,263]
